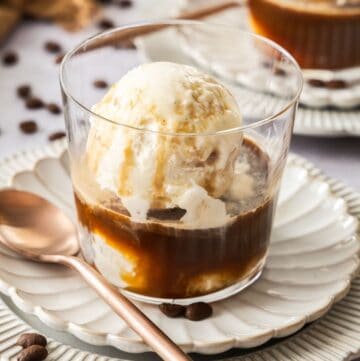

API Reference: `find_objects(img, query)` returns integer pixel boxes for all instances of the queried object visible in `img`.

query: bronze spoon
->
[0,189,191,361]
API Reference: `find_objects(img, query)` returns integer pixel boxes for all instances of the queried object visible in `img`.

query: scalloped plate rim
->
[0,139,358,354]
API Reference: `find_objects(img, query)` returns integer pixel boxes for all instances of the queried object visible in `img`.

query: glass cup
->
[60,21,303,304]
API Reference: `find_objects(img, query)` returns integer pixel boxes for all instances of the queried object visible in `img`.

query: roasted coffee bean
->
[2,51,18,66]
[48,131,66,141]
[17,333,47,349]
[26,97,44,110]
[118,0,133,8]
[17,345,48,361]
[46,103,61,114]
[307,79,326,88]
[44,41,62,53]
[185,302,212,321]
[19,121,38,134]
[326,79,348,89]
[55,53,65,64]
[17,85,32,99]
[93,79,108,89]
[98,18,115,30]
[159,303,186,318]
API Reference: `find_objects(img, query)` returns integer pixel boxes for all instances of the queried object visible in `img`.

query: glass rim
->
[59,19,303,137]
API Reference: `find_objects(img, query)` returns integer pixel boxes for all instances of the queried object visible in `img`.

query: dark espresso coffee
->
[74,139,275,299]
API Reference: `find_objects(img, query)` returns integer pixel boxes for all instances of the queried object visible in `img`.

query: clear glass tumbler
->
[60,21,303,304]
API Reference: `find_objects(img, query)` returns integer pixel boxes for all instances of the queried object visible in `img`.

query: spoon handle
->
[41,254,191,361]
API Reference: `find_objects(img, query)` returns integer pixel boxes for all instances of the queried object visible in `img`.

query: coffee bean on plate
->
[46,103,61,114]
[93,79,108,89]
[98,18,115,30]
[159,303,186,318]
[307,79,326,88]
[17,345,48,361]
[326,79,348,89]
[185,302,212,321]
[17,333,47,349]
[17,85,32,99]
[19,120,38,134]
[44,41,62,53]
[118,0,133,8]
[26,97,44,110]
[48,131,66,141]
[2,51,18,66]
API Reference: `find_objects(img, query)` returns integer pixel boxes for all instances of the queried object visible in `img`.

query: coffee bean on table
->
[46,103,61,114]
[19,120,38,134]
[48,131,66,141]
[326,79,348,89]
[17,333,47,348]
[93,79,108,89]
[44,41,62,53]
[119,0,133,8]
[159,303,186,318]
[17,85,32,99]
[185,302,212,321]
[17,345,48,361]
[26,97,44,110]
[307,79,326,88]
[98,18,115,30]
[2,51,18,66]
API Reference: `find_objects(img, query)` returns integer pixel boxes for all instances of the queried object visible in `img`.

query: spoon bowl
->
[0,189,78,259]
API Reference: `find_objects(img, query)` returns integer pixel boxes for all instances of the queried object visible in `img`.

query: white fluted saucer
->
[0,139,358,356]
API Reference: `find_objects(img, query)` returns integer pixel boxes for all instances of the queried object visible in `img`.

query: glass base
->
[121,259,265,305]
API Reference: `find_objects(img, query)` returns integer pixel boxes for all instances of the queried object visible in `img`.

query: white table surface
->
[0,2,360,360]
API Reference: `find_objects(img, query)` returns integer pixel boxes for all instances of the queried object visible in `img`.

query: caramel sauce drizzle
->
[118,137,134,196]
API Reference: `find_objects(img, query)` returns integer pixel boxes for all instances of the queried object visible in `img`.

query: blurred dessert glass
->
[60,21,303,304]
[248,0,360,69]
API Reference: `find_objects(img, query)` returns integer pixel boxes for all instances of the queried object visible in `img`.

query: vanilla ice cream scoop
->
[86,62,243,227]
